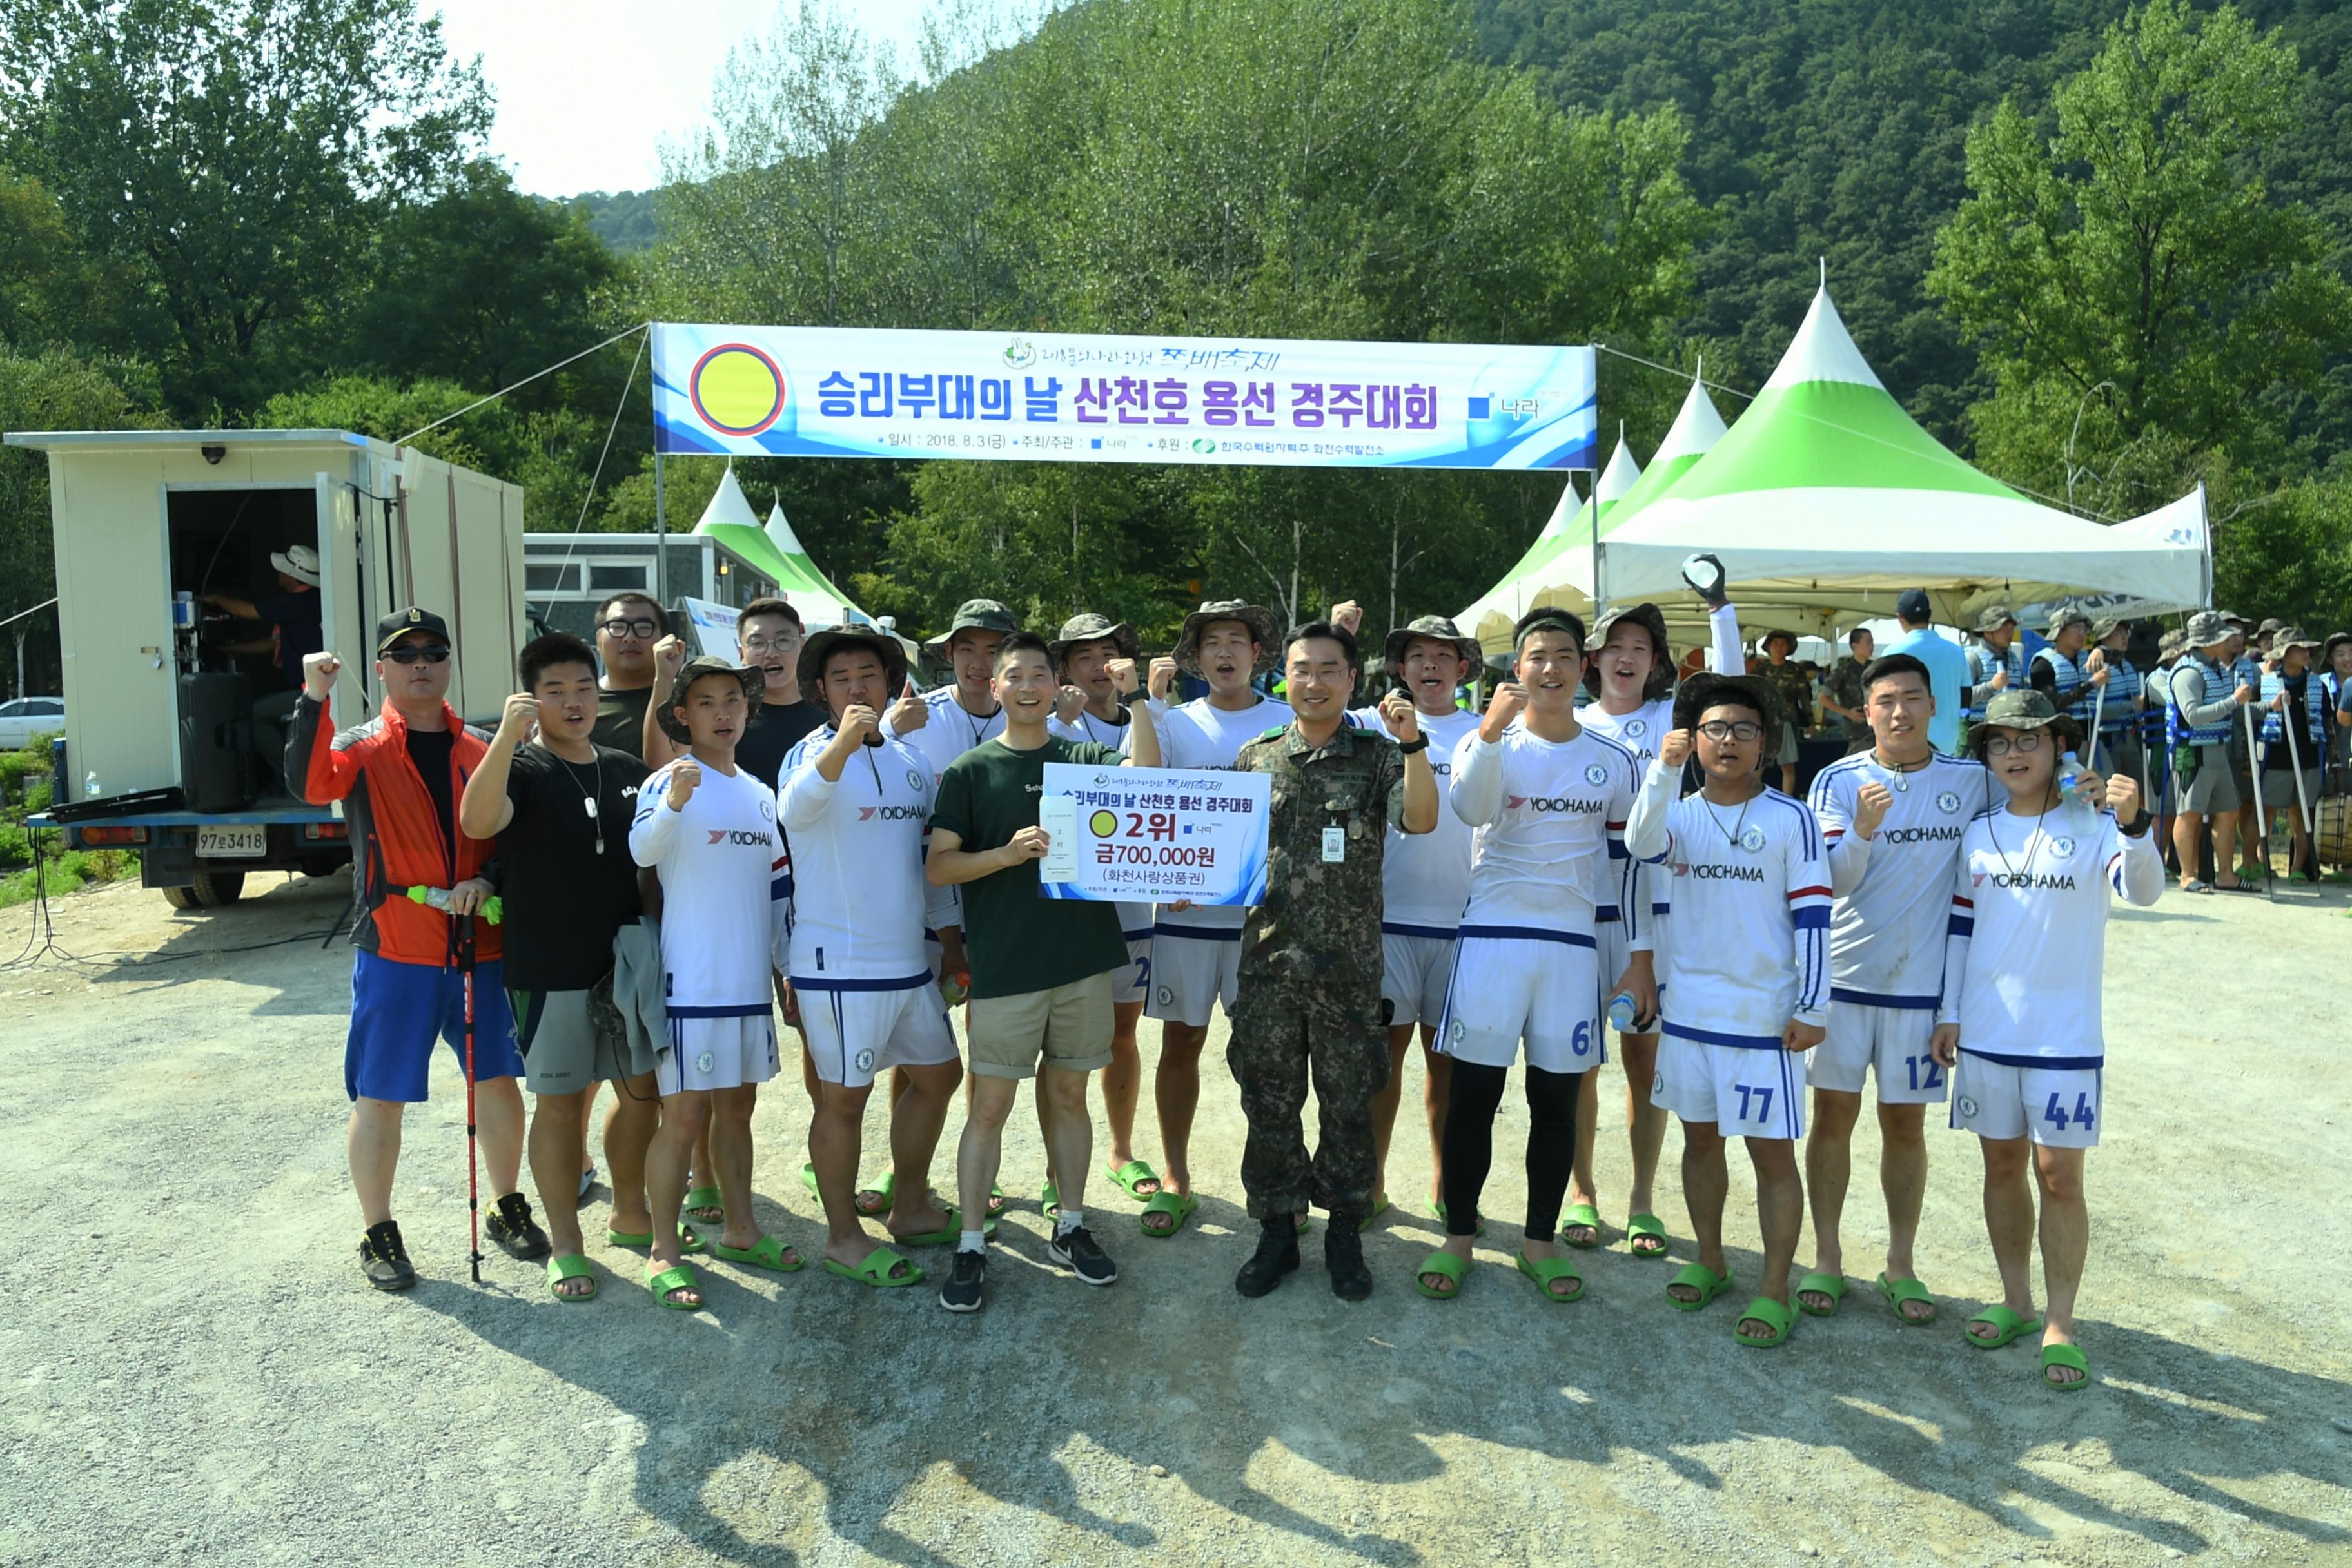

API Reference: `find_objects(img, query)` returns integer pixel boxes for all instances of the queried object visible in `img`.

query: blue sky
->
[428,1,934,196]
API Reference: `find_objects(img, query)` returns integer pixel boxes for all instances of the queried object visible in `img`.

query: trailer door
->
[313,473,369,711]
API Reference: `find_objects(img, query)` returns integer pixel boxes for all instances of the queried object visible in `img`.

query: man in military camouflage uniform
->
[1228,619,1440,1300]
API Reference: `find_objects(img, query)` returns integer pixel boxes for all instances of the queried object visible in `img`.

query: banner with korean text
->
[1035,764,1273,906]
[652,323,1597,471]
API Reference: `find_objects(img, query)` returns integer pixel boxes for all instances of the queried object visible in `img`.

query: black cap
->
[1896,588,1932,622]
[376,607,451,656]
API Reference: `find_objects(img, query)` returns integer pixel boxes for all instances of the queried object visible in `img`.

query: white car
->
[0,696,65,750]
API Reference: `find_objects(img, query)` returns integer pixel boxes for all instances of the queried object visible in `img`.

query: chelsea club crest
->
[1584,762,1609,786]
[1738,823,1767,854]
[1936,790,1961,814]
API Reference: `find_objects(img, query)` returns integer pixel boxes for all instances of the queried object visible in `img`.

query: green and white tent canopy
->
[1458,371,1727,654]
[1591,283,2209,635]
[691,463,883,631]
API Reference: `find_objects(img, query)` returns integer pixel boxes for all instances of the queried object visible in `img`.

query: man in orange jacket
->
[291,607,545,1291]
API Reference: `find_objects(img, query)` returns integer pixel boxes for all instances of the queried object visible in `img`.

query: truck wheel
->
[191,871,246,907]
[162,883,202,911]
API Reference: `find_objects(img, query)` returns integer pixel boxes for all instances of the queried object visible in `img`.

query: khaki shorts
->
[968,972,1116,1079]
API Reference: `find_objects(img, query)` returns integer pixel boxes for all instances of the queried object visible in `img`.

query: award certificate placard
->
[1035,764,1271,906]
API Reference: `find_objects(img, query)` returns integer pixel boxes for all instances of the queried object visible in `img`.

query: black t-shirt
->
[498,743,652,991]
[736,698,827,789]
[591,683,653,760]
[404,727,456,883]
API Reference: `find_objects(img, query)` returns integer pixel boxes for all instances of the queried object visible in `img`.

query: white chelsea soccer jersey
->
[1135,693,1292,935]
[1576,697,1676,770]
[1938,805,2163,1064]
[778,728,957,982]
[1346,703,1482,933]
[1808,750,1988,1005]
[627,759,789,1016]
[1625,763,1830,1044]
[1449,721,1649,941]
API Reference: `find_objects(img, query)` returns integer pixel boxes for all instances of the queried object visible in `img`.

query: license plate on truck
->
[196,825,266,858]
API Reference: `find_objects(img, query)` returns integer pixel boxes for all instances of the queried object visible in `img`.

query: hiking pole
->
[457,910,482,1286]
[2243,703,2273,904]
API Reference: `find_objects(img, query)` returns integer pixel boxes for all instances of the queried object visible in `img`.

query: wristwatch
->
[1121,687,1149,710]
[1398,735,1429,755]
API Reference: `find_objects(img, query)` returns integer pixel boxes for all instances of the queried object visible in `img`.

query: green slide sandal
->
[1877,1273,1936,1325]
[894,1204,995,1247]
[800,1162,819,1198]
[853,1171,896,1216]
[823,1247,923,1288]
[545,1253,597,1302]
[1139,1190,1197,1237]
[1796,1271,1848,1317]
[1041,1179,1059,1218]
[1665,1262,1733,1311]
[987,1182,1008,1219]
[709,1234,803,1272]
[1357,1196,1390,1233]
[647,1262,702,1311]
[1105,1160,1161,1201]
[606,1223,705,1255]
[1624,1212,1669,1259]
[1516,1250,1584,1302]
[1560,1202,1603,1250]
[2040,1342,2090,1391]
[1736,1295,1796,1348]
[1415,1250,1468,1300]
[683,1184,725,1225]
[1964,1305,2041,1349]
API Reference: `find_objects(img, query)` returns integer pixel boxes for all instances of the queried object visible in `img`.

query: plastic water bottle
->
[1606,990,1640,1031]
[2054,750,2095,810]
[83,769,99,799]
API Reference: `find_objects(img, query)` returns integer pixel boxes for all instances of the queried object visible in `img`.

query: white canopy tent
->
[1589,282,2210,638]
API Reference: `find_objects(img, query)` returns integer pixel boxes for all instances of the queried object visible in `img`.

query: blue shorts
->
[346,950,523,1103]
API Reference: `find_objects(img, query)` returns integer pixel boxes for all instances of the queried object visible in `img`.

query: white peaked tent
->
[762,498,881,631]
[1458,372,1729,654]
[1591,282,2210,634]
[687,462,885,630]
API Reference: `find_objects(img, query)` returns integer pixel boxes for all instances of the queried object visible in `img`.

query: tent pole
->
[1588,468,1603,616]
[653,448,669,608]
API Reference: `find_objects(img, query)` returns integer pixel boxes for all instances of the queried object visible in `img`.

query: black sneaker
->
[940,1247,986,1313]
[360,1220,416,1292]
[486,1193,551,1261]
[1048,1224,1118,1286]
[1234,1218,1300,1298]
[1324,1220,1373,1301]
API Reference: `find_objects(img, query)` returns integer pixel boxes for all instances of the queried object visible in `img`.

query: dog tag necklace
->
[554,750,606,856]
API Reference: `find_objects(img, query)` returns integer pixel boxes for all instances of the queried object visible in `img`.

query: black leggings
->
[1440,1059,1582,1241]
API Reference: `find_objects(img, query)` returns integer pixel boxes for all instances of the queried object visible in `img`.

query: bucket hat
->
[798,627,908,710]
[1047,612,1140,671]
[2184,610,2233,649]
[1672,670,1783,734]
[923,599,1022,656]
[2273,625,2320,653]
[658,655,765,743]
[1968,688,2081,760]
[1384,613,1481,673]
[1974,605,2019,634]
[2044,603,2092,639]
[1582,603,1672,700]
[1174,600,1282,676]
[271,544,321,587]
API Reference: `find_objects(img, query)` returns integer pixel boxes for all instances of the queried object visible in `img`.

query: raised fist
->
[302,651,342,700]
[652,634,688,678]
[1851,779,1893,840]
[1329,600,1364,636]
[1379,689,1420,745]
[497,692,540,743]
[1657,728,1694,770]
[1148,656,1179,701]
[1108,657,1139,694]
[1479,680,1527,743]
[667,757,701,808]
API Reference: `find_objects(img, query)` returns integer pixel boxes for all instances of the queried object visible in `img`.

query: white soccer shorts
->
[1951,1054,2102,1149]
[1652,1028,1807,1140]
[796,975,959,1090]
[1144,926,1241,1028]
[656,1012,781,1096]
[1112,928,1153,1008]
[1433,930,1602,1073]
[1815,999,1946,1103]
[1379,927,1457,1029]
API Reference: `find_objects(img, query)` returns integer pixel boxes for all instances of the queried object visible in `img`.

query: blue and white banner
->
[652,323,1596,471]
[1035,764,1272,906]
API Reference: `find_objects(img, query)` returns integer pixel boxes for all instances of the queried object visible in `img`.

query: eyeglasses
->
[1696,720,1763,742]
[599,617,660,640]
[740,635,797,654]
[1983,731,2045,756]
[384,645,451,665]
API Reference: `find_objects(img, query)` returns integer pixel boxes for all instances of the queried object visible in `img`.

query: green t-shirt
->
[932,734,1128,999]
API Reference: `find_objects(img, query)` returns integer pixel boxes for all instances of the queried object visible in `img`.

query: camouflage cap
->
[657,655,765,743]
[2157,629,2188,658]
[1974,604,2019,634]
[2258,617,2287,636]
[923,598,1023,654]
[2273,624,2321,652]
[1582,602,1673,701]
[1384,614,1480,672]
[1174,600,1282,676]
[1047,611,1140,671]
[2088,614,2130,642]
[1968,687,2084,761]
[2044,603,2092,638]
[2184,610,2233,648]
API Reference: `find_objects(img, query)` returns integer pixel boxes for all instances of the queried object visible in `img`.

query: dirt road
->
[0,872,2346,1567]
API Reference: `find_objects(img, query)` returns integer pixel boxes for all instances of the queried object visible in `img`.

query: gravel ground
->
[1,870,2347,1568]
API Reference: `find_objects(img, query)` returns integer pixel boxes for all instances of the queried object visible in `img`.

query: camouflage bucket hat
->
[2088,614,2129,642]
[1968,687,2082,759]
[657,655,765,743]
[1383,613,1481,673]
[1047,611,1140,671]
[1582,602,1673,701]
[2184,610,2233,648]
[923,598,1023,655]
[1672,671,1783,734]
[1974,604,2019,634]
[797,626,908,708]
[2045,603,2092,638]
[1174,600,1282,677]
[2273,624,2321,652]
[2258,617,2286,637]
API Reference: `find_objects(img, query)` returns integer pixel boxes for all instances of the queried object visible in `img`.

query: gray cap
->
[2185,610,2233,648]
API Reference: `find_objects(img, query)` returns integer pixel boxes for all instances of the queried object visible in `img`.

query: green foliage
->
[0,738,127,906]
[558,190,661,256]
[0,347,160,647]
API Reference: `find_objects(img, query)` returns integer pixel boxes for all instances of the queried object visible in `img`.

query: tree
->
[1927,0,2352,496]
[0,0,491,413]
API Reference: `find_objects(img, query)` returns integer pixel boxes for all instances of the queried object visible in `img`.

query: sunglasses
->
[384,645,451,665]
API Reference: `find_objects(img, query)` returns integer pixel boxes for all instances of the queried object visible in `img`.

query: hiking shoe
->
[1048,1224,1118,1287]
[940,1248,986,1313]
[1234,1218,1300,1298]
[1324,1220,1373,1301]
[360,1220,417,1292]
[487,1193,551,1261]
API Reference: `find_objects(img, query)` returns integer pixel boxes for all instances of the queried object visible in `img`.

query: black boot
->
[1234,1217,1300,1298]
[1324,1220,1373,1300]
[486,1192,551,1260]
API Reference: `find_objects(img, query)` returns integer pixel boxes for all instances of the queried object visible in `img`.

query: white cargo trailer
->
[3,428,523,908]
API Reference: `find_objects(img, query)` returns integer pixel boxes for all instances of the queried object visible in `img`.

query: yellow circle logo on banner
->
[1088,808,1118,838]
[689,343,786,436]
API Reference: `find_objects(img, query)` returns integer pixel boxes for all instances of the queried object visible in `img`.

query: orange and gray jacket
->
[288,694,502,965]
